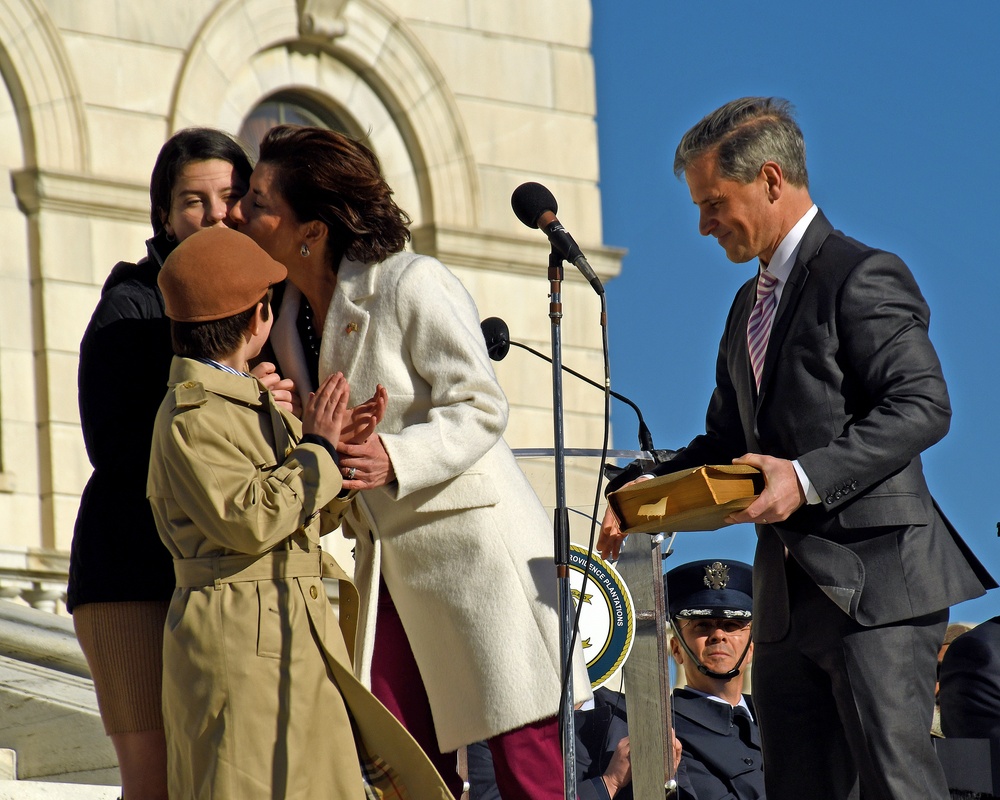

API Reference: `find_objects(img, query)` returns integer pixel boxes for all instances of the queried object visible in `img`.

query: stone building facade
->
[0,0,622,612]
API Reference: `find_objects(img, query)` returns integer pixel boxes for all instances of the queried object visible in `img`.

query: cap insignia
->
[703,561,730,591]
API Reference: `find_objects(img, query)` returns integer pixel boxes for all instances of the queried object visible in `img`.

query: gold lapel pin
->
[345,321,359,335]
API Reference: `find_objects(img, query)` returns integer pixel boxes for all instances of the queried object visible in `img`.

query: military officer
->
[667,558,764,800]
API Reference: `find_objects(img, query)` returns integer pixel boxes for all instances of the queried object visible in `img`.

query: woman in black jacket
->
[67,128,287,800]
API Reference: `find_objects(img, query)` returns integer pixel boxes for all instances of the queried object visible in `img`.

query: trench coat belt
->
[174,550,324,591]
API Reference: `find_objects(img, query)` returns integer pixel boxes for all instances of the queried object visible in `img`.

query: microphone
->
[511,182,605,296]
[481,316,663,454]
[481,315,510,360]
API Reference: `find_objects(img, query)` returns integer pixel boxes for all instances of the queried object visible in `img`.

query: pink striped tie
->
[747,269,779,389]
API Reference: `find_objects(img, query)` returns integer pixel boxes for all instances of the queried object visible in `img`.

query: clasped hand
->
[265,364,392,492]
[597,453,806,560]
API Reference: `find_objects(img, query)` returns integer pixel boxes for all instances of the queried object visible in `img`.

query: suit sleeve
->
[795,251,951,508]
[376,257,509,499]
[673,760,699,799]
[577,778,613,800]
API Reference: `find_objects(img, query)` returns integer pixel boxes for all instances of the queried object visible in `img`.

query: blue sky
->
[590,1,1000,622]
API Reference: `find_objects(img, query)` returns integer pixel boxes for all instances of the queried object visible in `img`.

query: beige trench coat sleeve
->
[150,365,344,556]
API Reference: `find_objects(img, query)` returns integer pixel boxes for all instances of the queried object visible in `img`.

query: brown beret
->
[158,227,287,322]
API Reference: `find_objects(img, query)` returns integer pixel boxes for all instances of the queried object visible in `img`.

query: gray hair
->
[674,97,809,188]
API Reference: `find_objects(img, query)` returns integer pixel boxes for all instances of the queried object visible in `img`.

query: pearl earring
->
[300,243,310,258]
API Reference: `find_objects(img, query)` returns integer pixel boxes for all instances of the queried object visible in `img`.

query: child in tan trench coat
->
[147,227,450,799]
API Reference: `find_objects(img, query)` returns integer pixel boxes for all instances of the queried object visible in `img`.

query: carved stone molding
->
[297,0,349,40]
[11,169,148,222]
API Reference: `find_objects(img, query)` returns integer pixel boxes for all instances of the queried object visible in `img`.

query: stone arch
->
[169,0,478,228]
[0,0,88,171]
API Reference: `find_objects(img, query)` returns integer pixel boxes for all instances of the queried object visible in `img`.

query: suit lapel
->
[732,278,760,440]
[319,257,373,383]
[755,211,833,406]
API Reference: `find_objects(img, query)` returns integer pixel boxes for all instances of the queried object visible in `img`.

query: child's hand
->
[252,361,302,417]
[340,384,388,444]
[302,372,349,444]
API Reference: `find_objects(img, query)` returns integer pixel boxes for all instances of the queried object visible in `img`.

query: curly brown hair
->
[257,125,411,266]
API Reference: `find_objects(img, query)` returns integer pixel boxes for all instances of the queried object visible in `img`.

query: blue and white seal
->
[568,544,635,689]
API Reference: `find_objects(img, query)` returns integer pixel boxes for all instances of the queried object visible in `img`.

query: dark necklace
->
[299,298,321,359]
[296,298,321,389]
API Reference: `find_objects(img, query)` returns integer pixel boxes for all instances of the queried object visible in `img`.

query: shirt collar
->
[760,203,818,284]
[683,685,754,719]
[194,356,251,378]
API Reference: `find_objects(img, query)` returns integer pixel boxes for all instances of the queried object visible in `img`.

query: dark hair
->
[149,128,254,235]
[257,124,411,265]
[674,97,809,188]
[170,291,272,360]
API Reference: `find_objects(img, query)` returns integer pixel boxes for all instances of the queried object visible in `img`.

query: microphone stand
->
[545,246,577,800]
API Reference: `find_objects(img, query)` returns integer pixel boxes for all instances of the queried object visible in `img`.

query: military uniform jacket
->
[147,357,451,800]
[673,689,765,800]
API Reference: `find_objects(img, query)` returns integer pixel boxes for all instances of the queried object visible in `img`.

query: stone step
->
[1,747,119,799]
[0,602,119,785]
[0,779,120,799]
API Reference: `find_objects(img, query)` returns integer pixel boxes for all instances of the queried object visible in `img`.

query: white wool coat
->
[271,251,590,751]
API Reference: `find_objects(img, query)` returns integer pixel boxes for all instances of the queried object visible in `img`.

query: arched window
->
[238,91,350,160]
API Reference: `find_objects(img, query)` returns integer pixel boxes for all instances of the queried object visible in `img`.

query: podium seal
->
[568,544,635,688]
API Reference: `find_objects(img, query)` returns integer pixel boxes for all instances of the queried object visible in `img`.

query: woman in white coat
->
[233,124,589,799]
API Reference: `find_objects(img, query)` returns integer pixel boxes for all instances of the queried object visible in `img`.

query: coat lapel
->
[755,211,833,406]
[320,257,373,383]
[270,284,313,404]
[731,278,760,441]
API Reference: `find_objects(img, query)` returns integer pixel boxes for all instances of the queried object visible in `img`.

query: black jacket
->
[672,689,764,800]
[67,235,176,610]
[939,615,1000,739]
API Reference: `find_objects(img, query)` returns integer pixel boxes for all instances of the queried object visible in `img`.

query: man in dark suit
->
[939,615,1000,739]
[599,97,995,800]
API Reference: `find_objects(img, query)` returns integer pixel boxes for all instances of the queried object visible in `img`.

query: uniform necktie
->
[747,269,779,389]
[733,705,754,742]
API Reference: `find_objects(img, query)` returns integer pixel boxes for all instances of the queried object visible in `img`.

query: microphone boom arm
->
[507,340,655,452]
